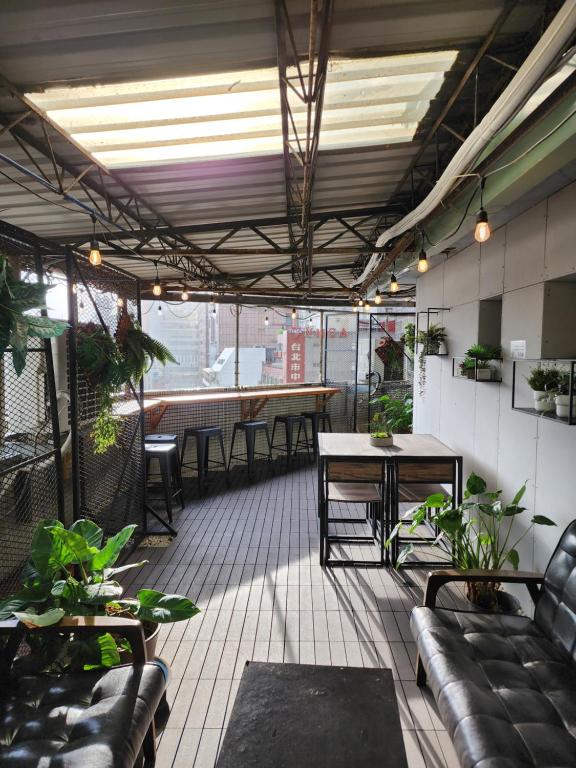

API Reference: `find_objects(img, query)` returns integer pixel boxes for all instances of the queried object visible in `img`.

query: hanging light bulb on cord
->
[88,215,102,266]
[358,297,364,308]
[152,260,162,297]
[291,307,297,320]
[116,296,124,308]
[389,264,399,293]
[181,285,189,301]
[264,312,269,327]
[417,248,429,273]
[374,288,382,305]
[474,177,491,243]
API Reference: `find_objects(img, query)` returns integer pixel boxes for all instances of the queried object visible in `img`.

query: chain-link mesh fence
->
[0,340,62,596]
[68,255,144,536]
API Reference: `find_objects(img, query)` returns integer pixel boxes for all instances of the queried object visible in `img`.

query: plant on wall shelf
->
[526,364,561,413]
[76,313,176,454]
[0,254,67,376]
[400,322,416,356]
[460,344,501,381]
[416,324,447,395]
[458,357,476,379]
[386,472,556,609]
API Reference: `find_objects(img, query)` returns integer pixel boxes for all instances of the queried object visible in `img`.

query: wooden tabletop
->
[160,386,340,406]
[317,432,460,460]
[114,386,340,418]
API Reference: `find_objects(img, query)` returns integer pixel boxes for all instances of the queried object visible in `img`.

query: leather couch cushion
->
[411,606,576,768]
[0,662,166,768]
[535,521,576,662]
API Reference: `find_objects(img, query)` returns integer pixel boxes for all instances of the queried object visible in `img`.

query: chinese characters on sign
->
[285,335,306,383]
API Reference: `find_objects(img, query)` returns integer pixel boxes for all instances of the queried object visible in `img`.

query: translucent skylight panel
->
[25,50,457,167]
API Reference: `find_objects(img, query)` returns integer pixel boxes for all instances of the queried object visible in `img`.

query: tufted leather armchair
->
[411,520,576,768]
[0,616,168,767]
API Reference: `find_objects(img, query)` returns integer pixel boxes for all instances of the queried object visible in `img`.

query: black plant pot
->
[469,589,522,615]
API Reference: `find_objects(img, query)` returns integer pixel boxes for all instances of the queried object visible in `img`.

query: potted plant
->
[465,344,501,381]
[0,254,67,376]
[416,324,447,394]
[526,364,560,413]
[554,372,572,419]
[76,313,176,453]
[0,518,199,674]
[370,394,413,434]
[369,411,393,447]
[400,322,415,357]
[458,357,476,379]
[386,472,556,611]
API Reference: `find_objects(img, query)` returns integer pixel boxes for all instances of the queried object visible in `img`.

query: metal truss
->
[0,74,224,285]
[274,0,334,286]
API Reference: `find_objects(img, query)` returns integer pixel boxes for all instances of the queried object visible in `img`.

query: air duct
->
[353,0,576,286]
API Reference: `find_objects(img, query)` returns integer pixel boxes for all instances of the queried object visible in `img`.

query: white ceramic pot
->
[476,367,492,381]
[437,341,448,356]
[533,390,555,413]
[555,394,571,419]
[370,435,393,447]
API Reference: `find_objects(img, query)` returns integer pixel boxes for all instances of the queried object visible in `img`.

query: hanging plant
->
[416,324,447,396]
[76,313,176,454]
[400,322,415,356]
[0,254,67,375]
[115,308,176,383]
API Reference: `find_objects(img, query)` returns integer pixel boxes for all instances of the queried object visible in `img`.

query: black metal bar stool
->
[228,420,272,480]
[145,433,180,474]
[145,442,184,523]
[180,425,227,494]
[302,411,332,458]
[271,414,311,464]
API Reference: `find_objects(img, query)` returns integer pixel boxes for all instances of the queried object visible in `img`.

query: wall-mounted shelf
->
[512,359,576,425]
[452,357,502,382]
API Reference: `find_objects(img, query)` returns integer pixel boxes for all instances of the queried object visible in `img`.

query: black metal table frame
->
[318,448,463,569]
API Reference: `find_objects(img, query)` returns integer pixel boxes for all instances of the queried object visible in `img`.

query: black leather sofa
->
[411,520,576,768]
[0,616,168,767]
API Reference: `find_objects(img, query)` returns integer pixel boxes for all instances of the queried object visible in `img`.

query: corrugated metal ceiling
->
[0,0,551,294]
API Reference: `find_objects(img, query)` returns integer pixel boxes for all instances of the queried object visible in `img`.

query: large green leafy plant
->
[386,472,555,607]
[77,311,176,453]
[370,394,413,434]
[0,519,198,673]
[0,255,67,375]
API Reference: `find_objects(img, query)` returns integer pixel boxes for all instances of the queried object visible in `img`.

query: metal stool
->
[302,411,332,458]
[228,420,272,480]
[271,414,311,463]
[145,443,184,523]
[180,425,227,494]
[145,433,180,476]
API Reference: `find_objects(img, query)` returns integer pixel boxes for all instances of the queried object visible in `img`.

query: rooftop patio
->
[1,2,576,768]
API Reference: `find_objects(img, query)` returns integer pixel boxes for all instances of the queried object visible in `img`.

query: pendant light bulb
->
[291,307,297,320]
[264,312,269,327]
[358,297,364,308]
[88,215,102,266]
[72,282,77,295]
[374,288,382,305]
[474,208,491,243]
[417,249,429,273]
[116,296,124,308]
[390,273,399,293]
[181,287,189,302]
[365,300,371,311]
[152,260,162,296]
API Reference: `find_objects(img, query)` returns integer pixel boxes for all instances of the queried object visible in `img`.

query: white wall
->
[415,179,576,597]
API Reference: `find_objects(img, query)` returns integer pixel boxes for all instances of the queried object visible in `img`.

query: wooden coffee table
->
[217,662,408,768]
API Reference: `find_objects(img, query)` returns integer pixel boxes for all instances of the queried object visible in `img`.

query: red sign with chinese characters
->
[285,333,306,383]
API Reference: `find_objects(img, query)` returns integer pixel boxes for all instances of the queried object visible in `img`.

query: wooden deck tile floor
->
[125,460,461,768]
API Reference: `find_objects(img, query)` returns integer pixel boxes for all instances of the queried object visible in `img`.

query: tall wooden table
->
[146,385,340,429]
[317,433,463,568]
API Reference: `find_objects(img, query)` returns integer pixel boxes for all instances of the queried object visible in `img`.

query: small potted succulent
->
[554,372,572,419]
[526,364,560,413]
[369,411,393,447]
